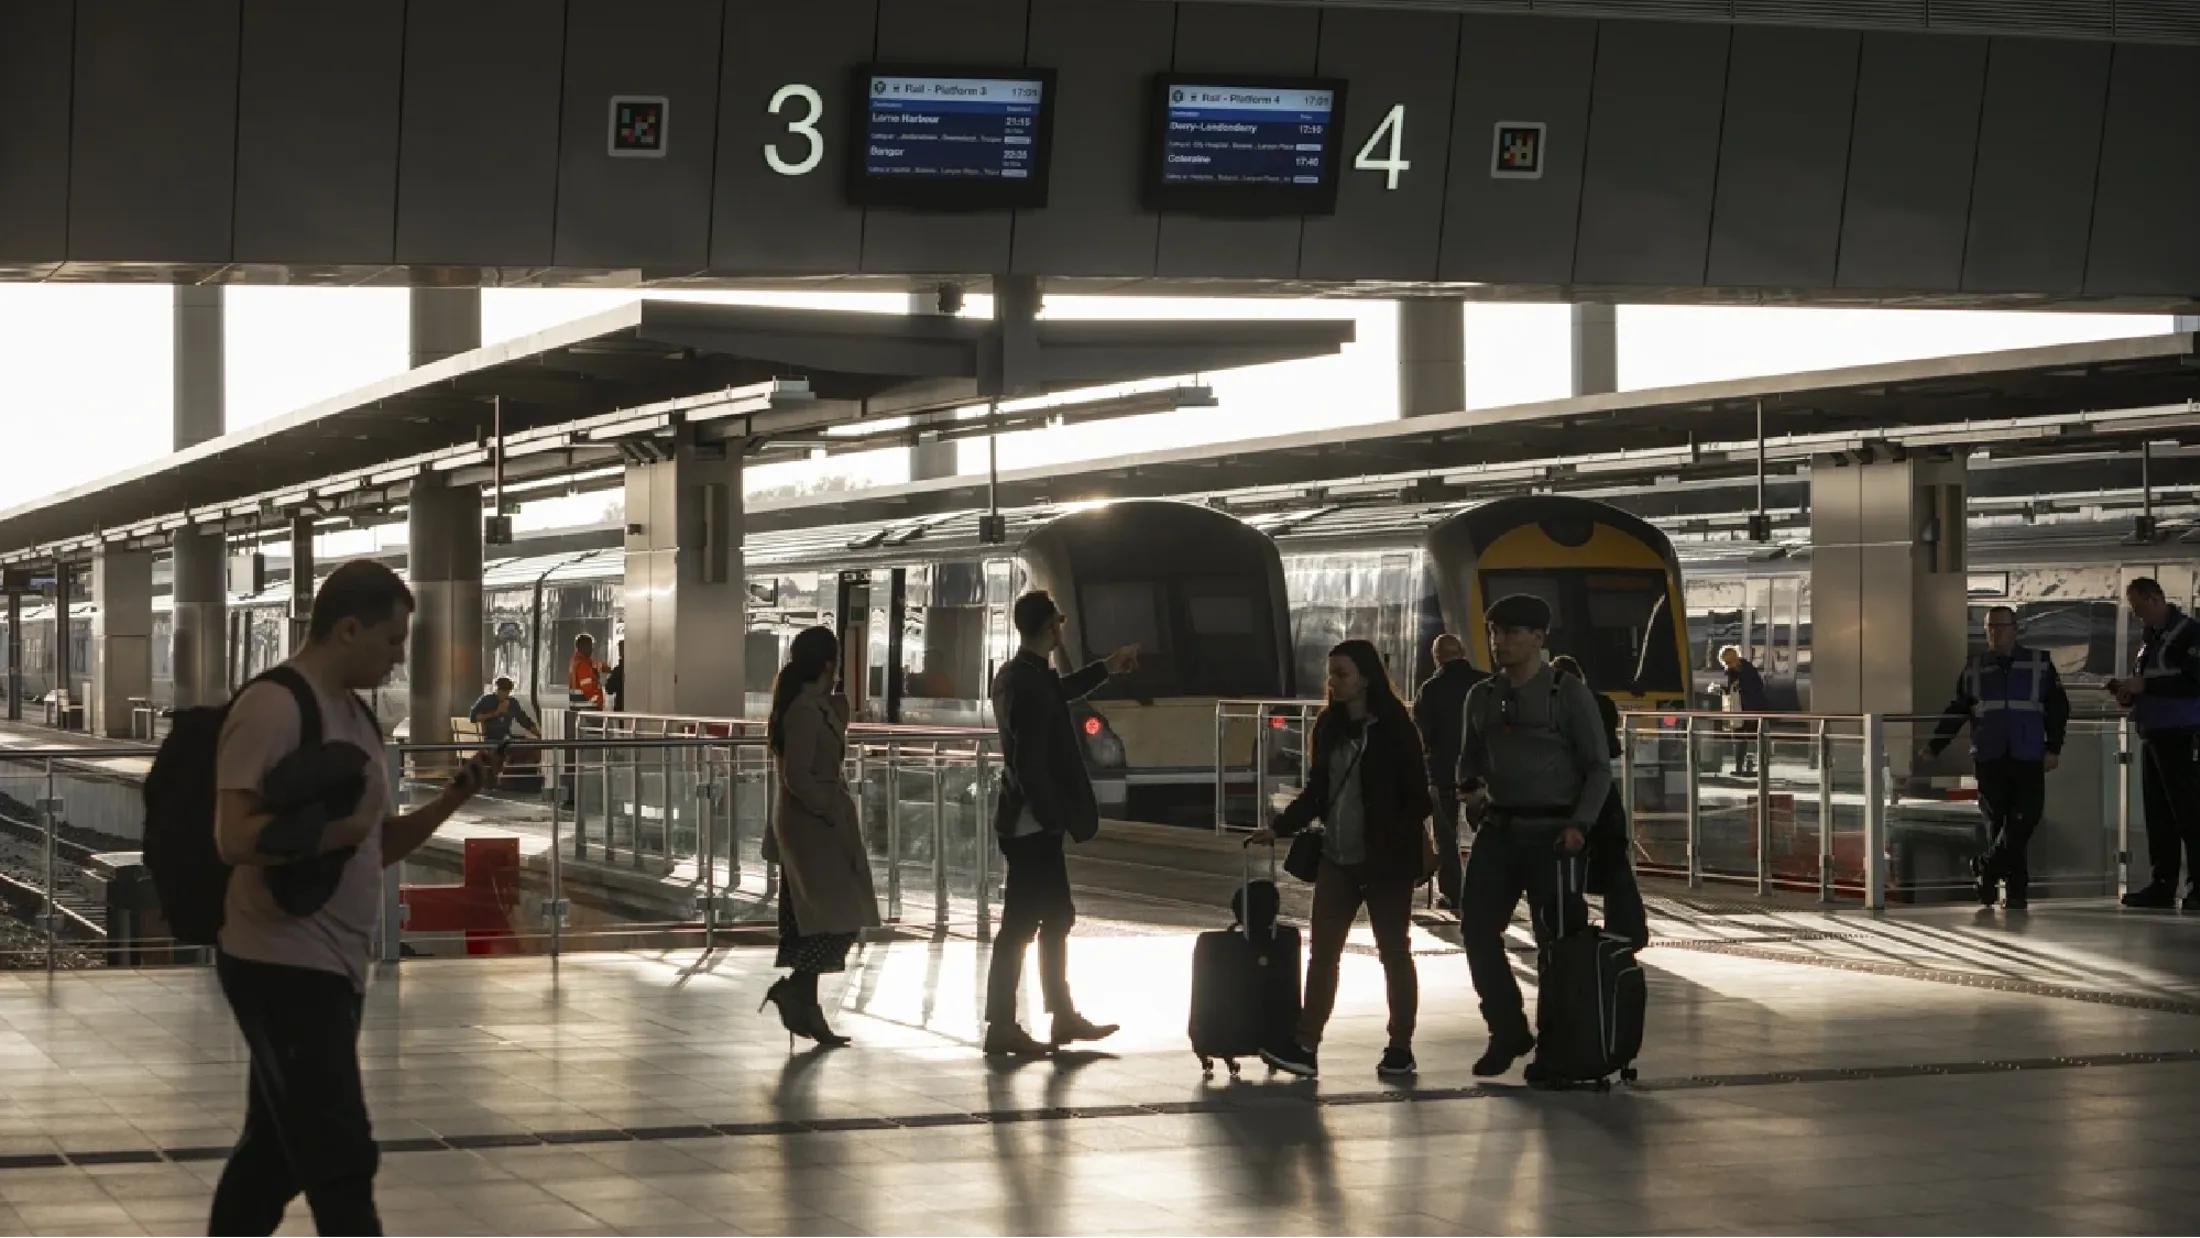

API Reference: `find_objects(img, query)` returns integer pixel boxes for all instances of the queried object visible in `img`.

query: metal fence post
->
[1863,712,1888,911]
[931,744,948,933]
[1253,705,1271,836]
[885,742,903,923]
[701,745,718,951]
[975,744,994,941]
[1755,724,1773,898]
[40,760,56,973]
[1817,720,1835,904]
[1620,714,1636,824]
[2117,718,2133,898]
[1213,704,1226,834]
[548,765,567,957]
[1684,719,1702,890]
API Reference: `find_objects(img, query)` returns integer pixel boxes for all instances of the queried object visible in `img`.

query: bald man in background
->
[1413,633,1488,909]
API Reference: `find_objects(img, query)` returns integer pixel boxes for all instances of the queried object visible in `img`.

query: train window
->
[1482,567,1685,698]
[1082,581,1170,655]
[1187,593,1254,634]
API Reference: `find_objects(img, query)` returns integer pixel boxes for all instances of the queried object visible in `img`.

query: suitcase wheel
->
[1620,1067,1638,1083]
[1199,1056,1214,1075]
[1227,1059,1241,1077]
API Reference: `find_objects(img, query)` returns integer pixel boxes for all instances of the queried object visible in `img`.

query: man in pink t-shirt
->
[209,560,501,1237]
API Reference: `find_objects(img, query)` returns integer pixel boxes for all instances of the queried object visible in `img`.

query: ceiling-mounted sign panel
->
[1146,74,1348,215]
[846,65,1057,209]
[608,95,668,157]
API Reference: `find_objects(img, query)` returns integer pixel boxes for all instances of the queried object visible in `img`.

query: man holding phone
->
[209,561,503,1237]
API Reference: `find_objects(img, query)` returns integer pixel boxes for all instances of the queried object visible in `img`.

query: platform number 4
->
[765,84,825,177]
[1354,104,1410,190]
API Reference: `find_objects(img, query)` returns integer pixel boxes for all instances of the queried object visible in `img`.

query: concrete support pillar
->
[407,482,485,752]
[907,282,974,481]
[622,431,745,717]
[1397,298,1465,417]
[91,548,153,739]
[170,531,228,709]
[1570,302,1618,397]
[52,561,73,727]
[172,285,229,708]
[286,516,315,656]
[410,286,482,369]
[1808,452,1967,725]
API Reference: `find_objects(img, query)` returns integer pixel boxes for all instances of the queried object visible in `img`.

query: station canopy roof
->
[0,299,1353,559]
[745,330,2200,533]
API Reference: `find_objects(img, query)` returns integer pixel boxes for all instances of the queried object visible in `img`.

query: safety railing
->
[0,730,1005,971]
[1211,698,1324,837]
[1620,710,2133,910]
[1213,698,2138,912]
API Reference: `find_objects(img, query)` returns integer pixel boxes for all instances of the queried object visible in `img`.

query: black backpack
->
[142,667,324,946]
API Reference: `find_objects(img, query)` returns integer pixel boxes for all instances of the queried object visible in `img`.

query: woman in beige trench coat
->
[763,626,881,1047]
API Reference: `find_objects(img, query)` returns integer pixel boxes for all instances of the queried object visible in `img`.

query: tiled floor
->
[0,899,2196,1235]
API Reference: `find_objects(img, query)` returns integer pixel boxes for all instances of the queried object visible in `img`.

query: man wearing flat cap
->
[1455,592,1627,1081]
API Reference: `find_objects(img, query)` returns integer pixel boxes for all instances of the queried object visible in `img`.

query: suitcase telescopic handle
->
[1240,835,1278,932]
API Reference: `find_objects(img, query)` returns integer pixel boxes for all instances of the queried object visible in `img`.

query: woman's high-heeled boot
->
[791,972,850,1048]
[759,977,812,1049]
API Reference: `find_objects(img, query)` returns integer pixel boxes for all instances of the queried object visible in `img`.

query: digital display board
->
[1146,75,1348,215]
[847,66,1057,210]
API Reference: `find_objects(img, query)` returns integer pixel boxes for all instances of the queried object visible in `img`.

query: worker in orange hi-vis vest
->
[568,633,608,710]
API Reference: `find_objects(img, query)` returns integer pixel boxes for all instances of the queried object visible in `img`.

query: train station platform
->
[0,891,2196,1236]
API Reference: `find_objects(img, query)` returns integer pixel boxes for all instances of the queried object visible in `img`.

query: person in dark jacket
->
[1251,640,1435,1081]
[982,590,1139,1058]
[1924,607,2070,911]
[1720,646,1771,775]
[604,639,626,713]
[2109,578,2200,910]
[1412,634,1486,910]
[1550,655,1647,948]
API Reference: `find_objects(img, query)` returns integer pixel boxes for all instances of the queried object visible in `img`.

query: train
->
[14,490,2177,824]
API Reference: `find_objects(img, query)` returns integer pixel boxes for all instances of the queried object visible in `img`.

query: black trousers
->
[2139,729,2200,893]
[1462,823,1579,1038]
[985,830,1078,1025]
[1974,756,2047,896]
[1431,791,1465,908]
[210,952,381,1237]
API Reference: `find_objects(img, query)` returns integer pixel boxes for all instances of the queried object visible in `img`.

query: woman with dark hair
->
[1250,639,1435,1080]
[762,626,879,1048]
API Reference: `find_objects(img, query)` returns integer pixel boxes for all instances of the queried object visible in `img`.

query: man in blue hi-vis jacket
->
[1927,606,2070,912]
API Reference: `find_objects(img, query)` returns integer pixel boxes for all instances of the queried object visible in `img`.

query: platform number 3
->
[765,84,825,176]
[1353,104,1410,190]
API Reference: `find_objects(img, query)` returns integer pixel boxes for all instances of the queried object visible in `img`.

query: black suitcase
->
[1533,853,1646,1088]
[1188,842,1302,1076]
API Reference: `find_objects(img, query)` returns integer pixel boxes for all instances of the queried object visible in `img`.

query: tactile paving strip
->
[1657,937,2200,1016]
[1,1047,2194,1171]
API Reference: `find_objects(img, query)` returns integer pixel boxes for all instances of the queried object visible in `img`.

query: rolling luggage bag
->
[1532,853,1646,1089]
[1188,840,1302,1076]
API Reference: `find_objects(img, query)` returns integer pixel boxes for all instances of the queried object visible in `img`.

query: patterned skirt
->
[775,887,856,974]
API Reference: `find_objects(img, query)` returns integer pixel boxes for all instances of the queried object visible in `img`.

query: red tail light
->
[1268,716,1287,730]
[1083,716,1103,737]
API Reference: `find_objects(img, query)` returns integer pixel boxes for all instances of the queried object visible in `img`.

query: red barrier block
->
[400,836,522,955]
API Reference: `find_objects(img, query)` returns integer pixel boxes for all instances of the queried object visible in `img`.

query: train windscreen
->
[1079,575,1278,698]
[1481,568,1685,697]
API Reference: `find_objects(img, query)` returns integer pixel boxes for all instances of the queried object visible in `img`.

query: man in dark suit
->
[1412,633,1486,910]
[982,590,1139,1058]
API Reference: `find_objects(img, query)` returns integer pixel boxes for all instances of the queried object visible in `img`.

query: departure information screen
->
[1146,75,1348,215]
[847,67,1057,209]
